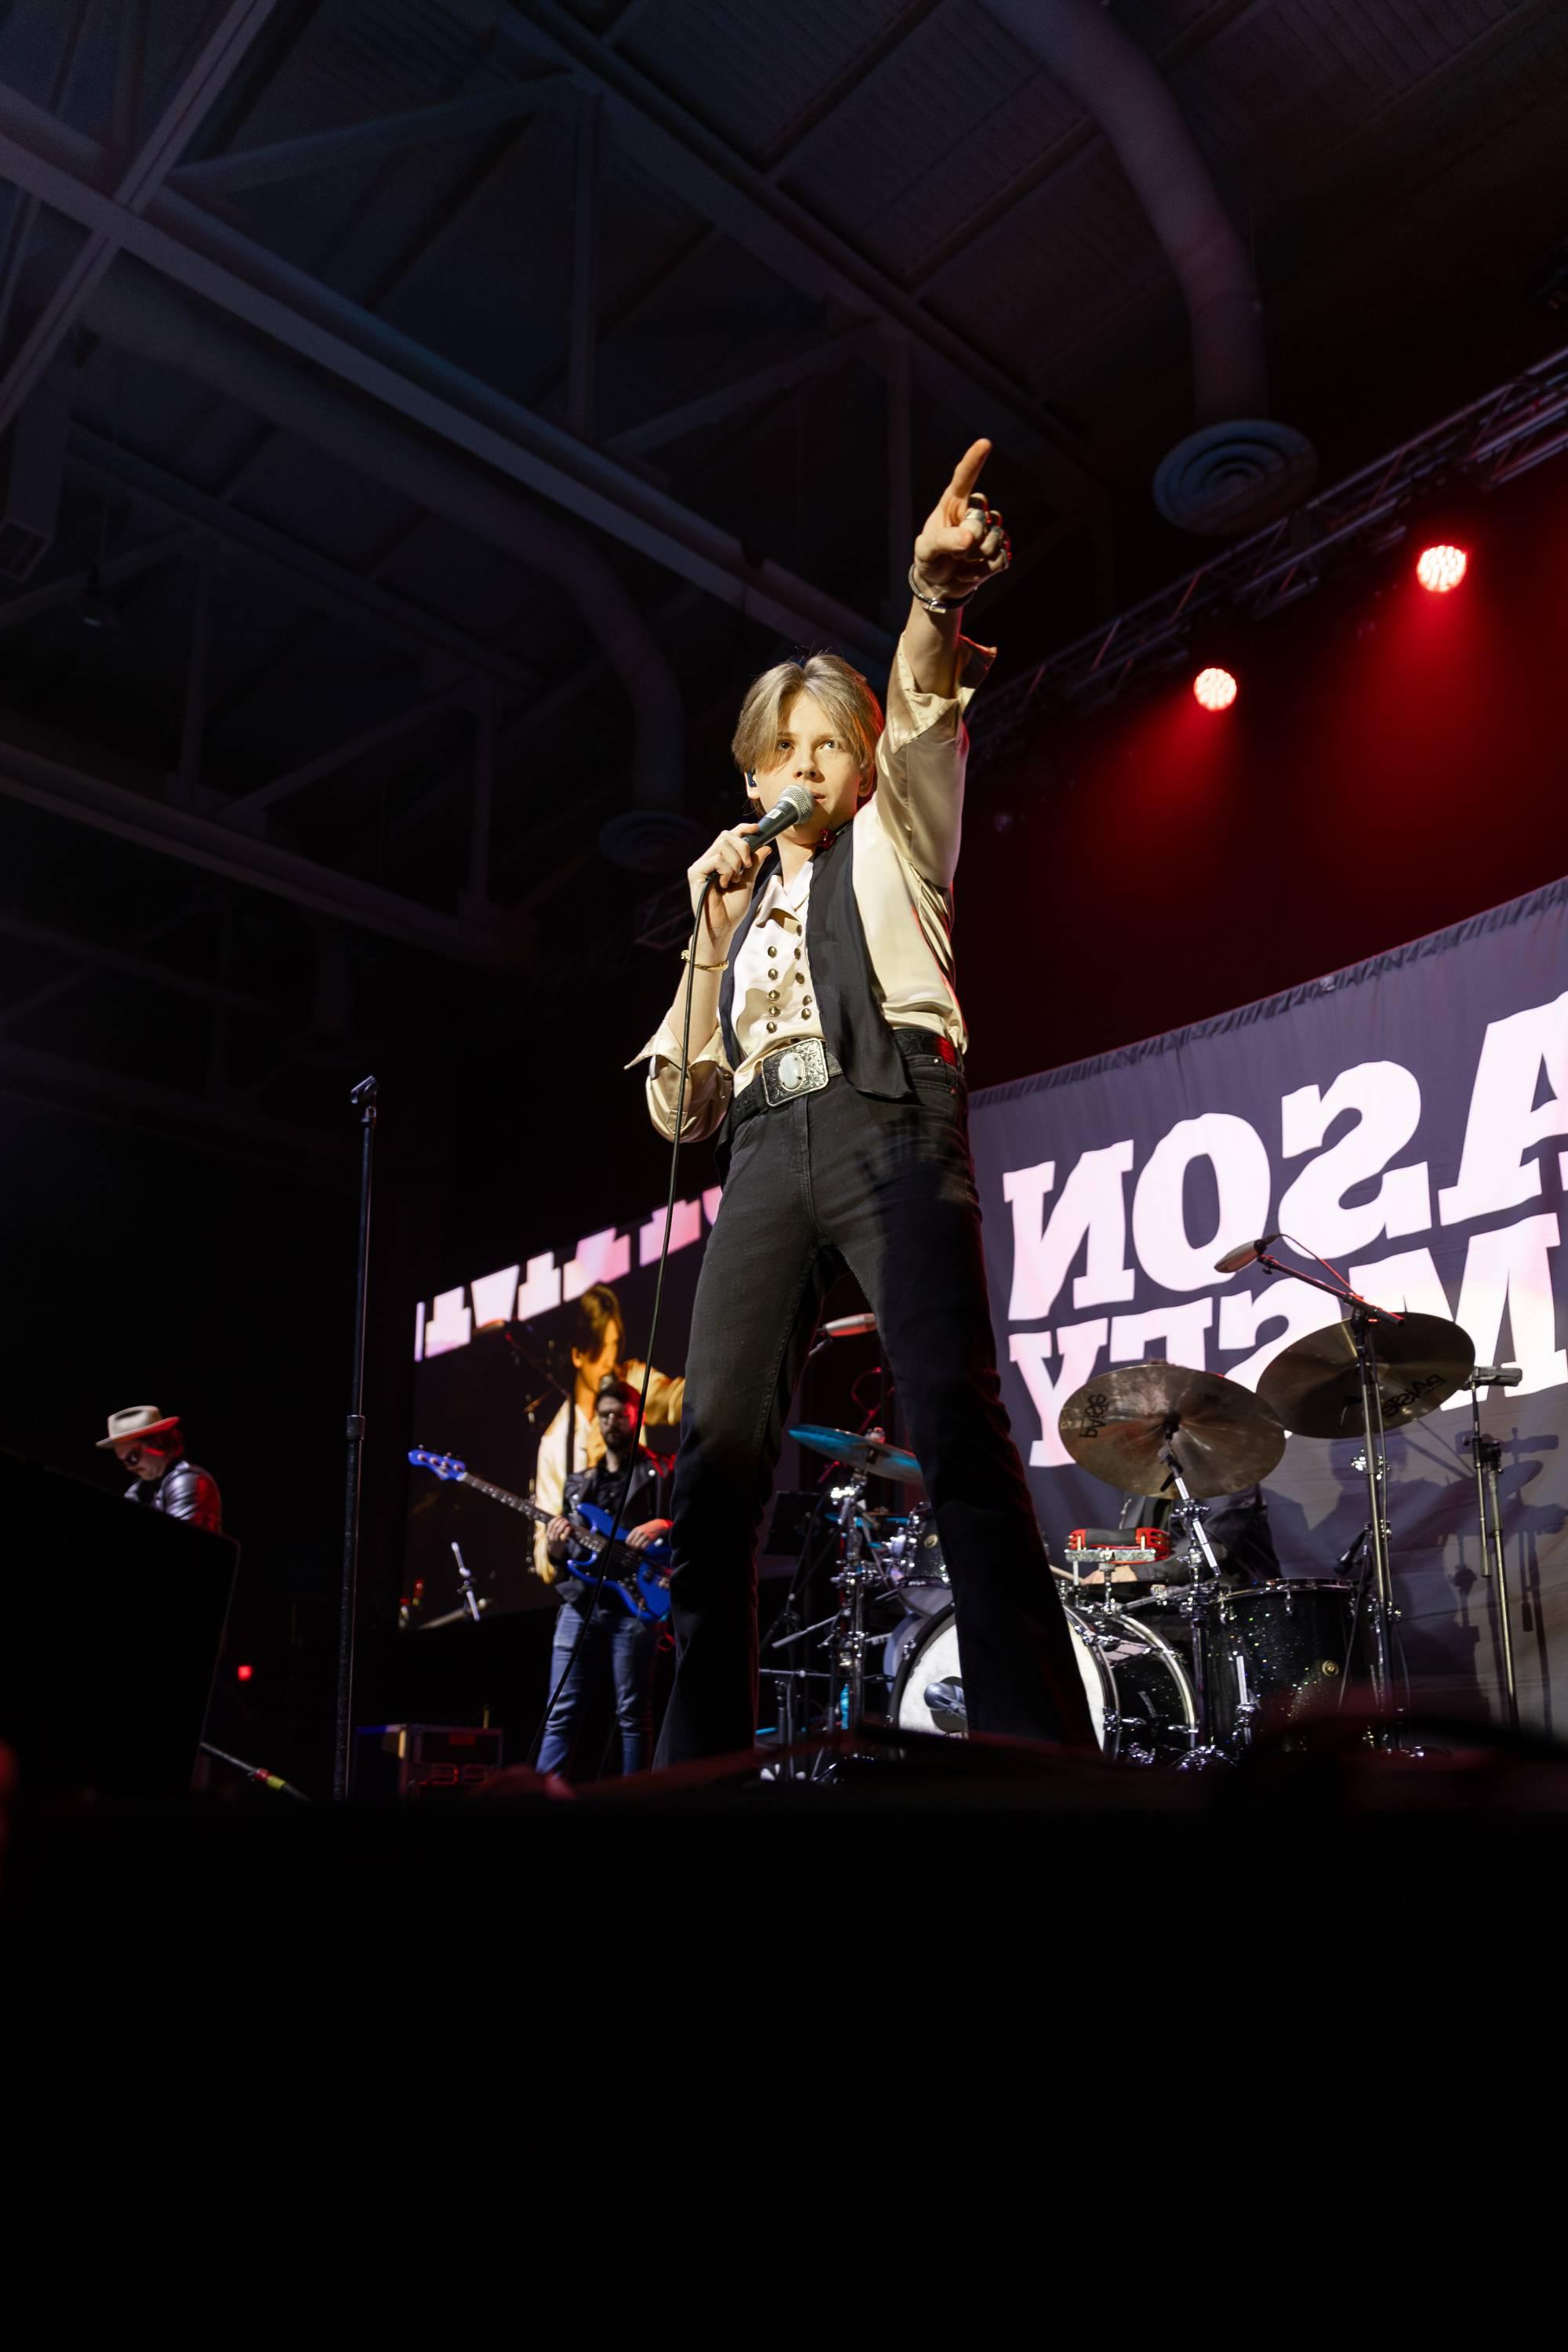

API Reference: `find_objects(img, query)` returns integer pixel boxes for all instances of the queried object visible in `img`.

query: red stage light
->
[1416,543,1467,593]
[236,1663,254,1682]
[1193,666,1237,711]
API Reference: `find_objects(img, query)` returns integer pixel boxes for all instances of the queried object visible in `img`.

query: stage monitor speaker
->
[0,1450,238,1804]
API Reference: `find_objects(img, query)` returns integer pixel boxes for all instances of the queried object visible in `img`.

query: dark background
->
[3,1,1567,1791]
[13,448,1566,1794]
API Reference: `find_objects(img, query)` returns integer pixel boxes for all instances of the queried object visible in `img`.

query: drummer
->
[1072,1486,1281,1587]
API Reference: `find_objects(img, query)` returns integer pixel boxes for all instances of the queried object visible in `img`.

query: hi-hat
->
[789,1423,924,1485]
[1057,1361,1287,1498]
[1258,1313,1474,1438]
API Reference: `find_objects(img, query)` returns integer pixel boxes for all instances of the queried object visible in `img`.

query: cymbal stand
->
[1159,1432,1228,1766]
[1254,1254,1405,1719]
[765,1613,837,1777]
[1465,1366,1522,1733]
[1347,1308,1399,1715]
[826,1470,879,1740]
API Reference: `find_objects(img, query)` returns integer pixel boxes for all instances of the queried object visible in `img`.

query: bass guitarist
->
[538,1374,673,1779]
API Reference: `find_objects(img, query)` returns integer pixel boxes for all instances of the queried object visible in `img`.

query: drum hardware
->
[1159,1441,1231,1765]
[1254,1257,1475,1723]
[826,1470,887,1740]
[789,1421,925,1485]
[1064,1524,1172,1587]
[1058,1364,1289,1765]
[1462,1363,1523,1732]
[882,1503,950,1614]
[771,1436,920,1772]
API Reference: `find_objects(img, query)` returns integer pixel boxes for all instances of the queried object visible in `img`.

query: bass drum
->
[891,1602,1196,1764]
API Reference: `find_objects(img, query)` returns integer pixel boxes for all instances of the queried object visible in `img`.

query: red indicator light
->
[1416,544,1467,593]
[1193,666,1237,711]
[236,1663,254,1682]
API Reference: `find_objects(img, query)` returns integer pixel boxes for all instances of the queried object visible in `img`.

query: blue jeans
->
[537,1596,660,1778]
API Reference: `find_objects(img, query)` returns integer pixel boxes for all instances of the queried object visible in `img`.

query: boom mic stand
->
[333,1074,377,1805]
[1464,1364,1523,1733]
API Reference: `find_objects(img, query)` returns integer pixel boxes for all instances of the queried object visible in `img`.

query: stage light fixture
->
[1416,543,1468,593]
[1193,666,1237,711]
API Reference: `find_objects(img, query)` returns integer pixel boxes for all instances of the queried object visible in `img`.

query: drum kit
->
[771,1288,1519,1768]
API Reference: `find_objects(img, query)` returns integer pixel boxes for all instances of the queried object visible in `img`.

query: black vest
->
[716,830,913,1168]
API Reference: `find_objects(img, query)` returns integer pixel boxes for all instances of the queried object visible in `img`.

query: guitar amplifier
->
[354,1722,505,1802]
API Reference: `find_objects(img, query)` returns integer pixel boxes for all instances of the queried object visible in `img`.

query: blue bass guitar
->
[408,1448,673,1623]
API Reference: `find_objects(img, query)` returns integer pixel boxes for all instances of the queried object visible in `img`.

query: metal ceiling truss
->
[0,0,281,437]
[973,337,1568,747]
[0,725,534,971]
[0,77,893,666]
[67,426,543,699]
[470,0,1107,517]
[0,0,1109,1012]
[0,890,353,1171]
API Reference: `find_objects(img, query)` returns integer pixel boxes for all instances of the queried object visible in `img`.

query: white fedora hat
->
[97,1404,181,1450]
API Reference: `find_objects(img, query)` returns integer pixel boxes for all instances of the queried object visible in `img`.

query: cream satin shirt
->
[634,637,989,1138]
[726,859,821,1083]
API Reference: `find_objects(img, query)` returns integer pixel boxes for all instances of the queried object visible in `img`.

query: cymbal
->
[789,1423,924,1485]
[1258,1313,1474,1438]
[1056,1361,1287,1499]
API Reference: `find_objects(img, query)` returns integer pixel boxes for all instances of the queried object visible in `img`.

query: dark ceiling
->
[0,0,1564,1164]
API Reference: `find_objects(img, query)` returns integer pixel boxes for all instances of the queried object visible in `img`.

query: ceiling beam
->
[607,325,873,456]
[0,1033,336,1160]
[167,73,567,198]
[0,526,194,635]
[0,0,281,435]
[216,688,462,829]
[471,0,1105,514]
[0,907,279,1021]
[0,729,535,972]
[0,84,892,666]
[68,426,542,698]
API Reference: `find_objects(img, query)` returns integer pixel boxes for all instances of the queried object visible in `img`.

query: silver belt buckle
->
[759,1037,829,1108]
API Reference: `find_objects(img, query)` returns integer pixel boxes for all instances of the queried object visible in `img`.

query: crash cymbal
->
[1257,1313,1474,1438]
[1057,1361,1287,1499]
[789,1423,924,1485]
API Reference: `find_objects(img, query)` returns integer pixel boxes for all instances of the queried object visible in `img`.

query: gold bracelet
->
[681,948,728,971]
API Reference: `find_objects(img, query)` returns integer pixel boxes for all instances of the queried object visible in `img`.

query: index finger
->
[946,437,993,506]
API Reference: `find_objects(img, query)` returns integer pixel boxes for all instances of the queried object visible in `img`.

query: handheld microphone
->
[711,780,815,879]
[1214,1231,1283,1275]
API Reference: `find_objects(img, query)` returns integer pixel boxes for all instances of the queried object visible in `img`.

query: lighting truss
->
[973,336,1568,753]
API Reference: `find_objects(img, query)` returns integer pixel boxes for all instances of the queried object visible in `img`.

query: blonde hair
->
[731,653,884,809]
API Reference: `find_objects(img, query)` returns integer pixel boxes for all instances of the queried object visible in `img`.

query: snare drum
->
[891,1601,1196,1763]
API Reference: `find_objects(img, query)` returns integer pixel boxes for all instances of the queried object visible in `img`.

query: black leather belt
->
[731,1029,962,1131]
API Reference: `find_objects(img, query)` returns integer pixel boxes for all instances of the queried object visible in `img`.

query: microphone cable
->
[525,878,715,1766]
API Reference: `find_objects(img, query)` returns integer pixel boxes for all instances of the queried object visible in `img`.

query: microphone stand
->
[1254,1250,1404,1722]
[333,1075,377,1804]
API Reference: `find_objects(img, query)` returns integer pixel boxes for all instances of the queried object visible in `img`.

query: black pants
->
[655,1059,1097,1763]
